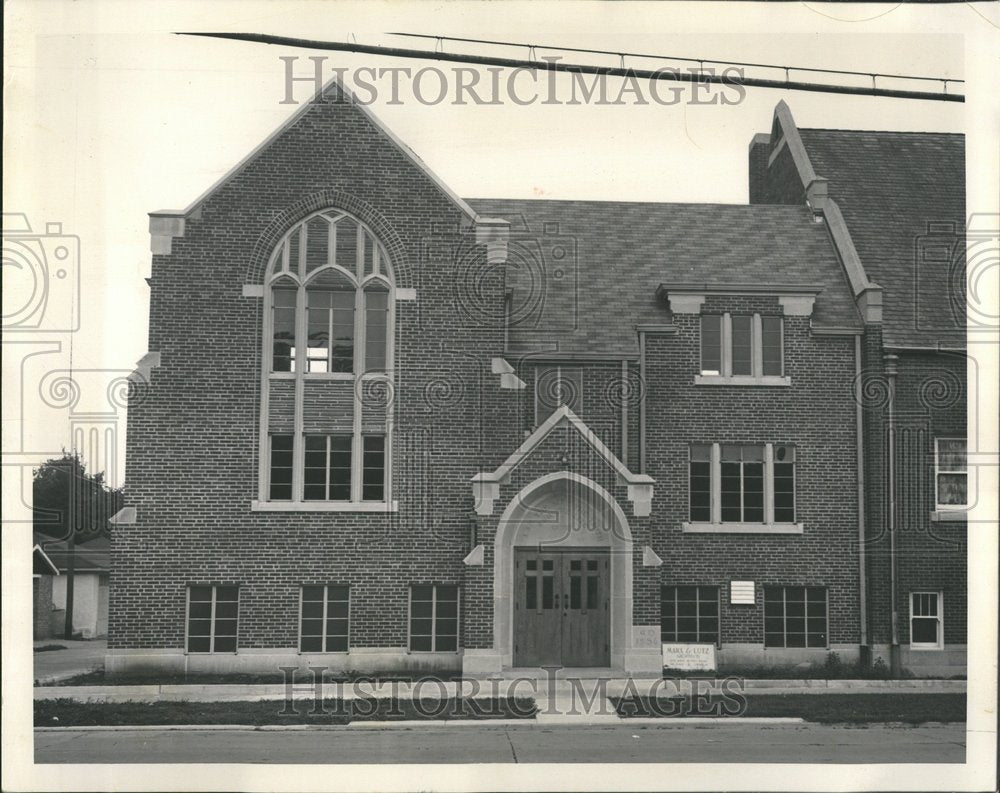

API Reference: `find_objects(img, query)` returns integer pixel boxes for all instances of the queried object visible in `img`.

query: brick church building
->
[108,83,967,679]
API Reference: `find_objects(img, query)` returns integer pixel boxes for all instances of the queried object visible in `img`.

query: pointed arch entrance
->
[494,472,633,670]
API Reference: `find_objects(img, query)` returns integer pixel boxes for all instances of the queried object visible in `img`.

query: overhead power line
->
[175,32,964,103]
[389,32,964,87]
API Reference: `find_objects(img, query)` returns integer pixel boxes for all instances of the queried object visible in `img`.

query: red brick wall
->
[644,295,861,645]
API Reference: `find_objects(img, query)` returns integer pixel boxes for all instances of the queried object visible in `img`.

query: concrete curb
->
[32,716,810,732]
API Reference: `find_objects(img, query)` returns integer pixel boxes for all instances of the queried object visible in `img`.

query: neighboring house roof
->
[32,535,110,574]
[466,198,861,357]
[33,545,60,576]
[797,129,966,348]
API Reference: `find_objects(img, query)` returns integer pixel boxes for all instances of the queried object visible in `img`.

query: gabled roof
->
[467,198,861,356]
[796,128,966,348]
[33,535,110,574]
[33,545,60,576]
[155,76,479,223]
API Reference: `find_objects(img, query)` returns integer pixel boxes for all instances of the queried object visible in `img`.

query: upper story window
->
[934,438,967,510]
[535,365,582,425]
[699,313,785,384]
[267,210,393,376]
[685,442,799,533]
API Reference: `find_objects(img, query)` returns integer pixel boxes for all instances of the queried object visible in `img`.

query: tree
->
[33,452,122,639]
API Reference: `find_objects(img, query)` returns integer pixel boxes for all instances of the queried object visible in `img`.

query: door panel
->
[513,548,610,667]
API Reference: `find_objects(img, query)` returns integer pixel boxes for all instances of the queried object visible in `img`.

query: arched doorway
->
[493,472,633,670]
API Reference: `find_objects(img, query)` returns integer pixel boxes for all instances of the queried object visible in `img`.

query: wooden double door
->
[513,547,610,667]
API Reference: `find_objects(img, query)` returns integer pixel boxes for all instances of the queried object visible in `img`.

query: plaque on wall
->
[662,642,717,671]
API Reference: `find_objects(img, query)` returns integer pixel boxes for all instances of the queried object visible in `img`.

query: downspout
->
[638,331,647,474]
[884,353,901,677]
[855,335,869,666]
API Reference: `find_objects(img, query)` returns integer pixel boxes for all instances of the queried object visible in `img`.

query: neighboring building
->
[749,106,967,676]
[108,86,966,678]
[37,535,111,639]
[33,544,60,640]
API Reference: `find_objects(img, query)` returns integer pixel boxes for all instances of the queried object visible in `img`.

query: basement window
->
[186,585,239,654]
[698,313,788,385]
[409,584,459,652]
[910,592,943,650]
[763,585,827,648]
[299,585,350,653]
[661,585,720,645]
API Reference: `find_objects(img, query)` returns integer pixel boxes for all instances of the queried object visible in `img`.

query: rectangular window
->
[362,435,385,501]
[306,290,354,374]
[772,445,796,522]
[688,444,712,522]
[697,313,784,381]
[764,586,827,648]
[272,289,297,372]
[730,315,753,376]
[535,366,583,424]
[910,592,943,649]
[935,438,967,508]
[761,315,783,376]
[303,435,352,501]
[269,435,294,501]
[688,443,795,526]
[661,585,719,645]
[700,315,722,375]
[187,585,239,653]
[409,584,459,652]
[720,445,765,523]
[364,290,389,372]
[300,585,350,652]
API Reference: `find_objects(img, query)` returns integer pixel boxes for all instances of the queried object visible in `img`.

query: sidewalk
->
[33,675,966,705]
[33,639,106,685]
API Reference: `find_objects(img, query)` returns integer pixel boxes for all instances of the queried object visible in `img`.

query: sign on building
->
[662,642,717,671]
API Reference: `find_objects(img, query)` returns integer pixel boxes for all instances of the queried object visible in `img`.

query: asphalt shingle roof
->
[798,129,966,348]
[466,198,861,356]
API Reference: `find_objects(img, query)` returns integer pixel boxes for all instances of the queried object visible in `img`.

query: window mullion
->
[322,586,329,653]
[210,587,218,654]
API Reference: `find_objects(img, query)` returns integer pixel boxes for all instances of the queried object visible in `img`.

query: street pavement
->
[34,721,965,764]
[33,640,106,684]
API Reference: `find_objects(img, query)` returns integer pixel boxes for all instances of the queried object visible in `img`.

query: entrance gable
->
[471,405,654,517]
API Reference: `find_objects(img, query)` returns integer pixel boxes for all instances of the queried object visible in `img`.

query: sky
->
[2,0,996,485]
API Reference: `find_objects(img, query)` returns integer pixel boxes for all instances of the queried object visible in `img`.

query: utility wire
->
[388,32,963,86]
[175,32,963,103]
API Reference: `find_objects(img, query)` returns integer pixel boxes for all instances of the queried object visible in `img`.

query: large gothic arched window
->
[267,210,394,375]
[257,209,395,510]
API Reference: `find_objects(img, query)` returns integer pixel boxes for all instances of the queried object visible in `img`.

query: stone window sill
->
[695,375,791,387]
[930,510,967,522]
[251,500,398,513]
[682,521,803,534]
[909,644,945,652]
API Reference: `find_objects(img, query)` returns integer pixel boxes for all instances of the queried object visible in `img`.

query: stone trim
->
[470,405,654,517]
[682,521,804,534]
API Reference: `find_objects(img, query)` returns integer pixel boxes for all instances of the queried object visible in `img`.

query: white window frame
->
[909,591,944,650]
[185,585,239,655]
[934,437,967,511]
[255,209,396,511]
[683,442,802,534]
[696,312,789,386]
[407,584,461,654]
[298,584,350,654]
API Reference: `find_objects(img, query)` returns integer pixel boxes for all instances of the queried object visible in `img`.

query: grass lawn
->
[35,697,537,727]
[43,669,464,687]
[614,693,966,723]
